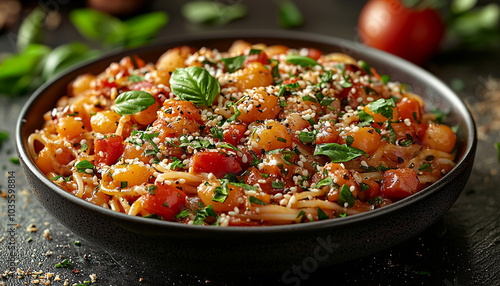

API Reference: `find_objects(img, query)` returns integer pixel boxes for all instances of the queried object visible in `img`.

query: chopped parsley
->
[75,160,94,173]
[249,196,267,205]
[317,207,329,220]
[55,259,72,268]
[338,185,355,208]
[193,205,218,225]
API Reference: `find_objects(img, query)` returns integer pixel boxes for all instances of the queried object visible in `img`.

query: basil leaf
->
[70,8,125,45]
[0,44,50,96]
[338,185,355,208]
[359,60,373,75]
[170,66,220,106]
[17,7,45,51]
[75,160,94,173]
[367,98,396,119]
[182,1,247,25]
[278,0,304,28]
[315,177,334,189]
[128,74,145,83]
[285,54,320,68]
[41,42,100,80]
[314,143,367,162]
[299,131,316,144]
[114,91,156,115]
[221,55,247,73]
[357,109,374,126]
[213,179,229,203]
[122,12,168,48]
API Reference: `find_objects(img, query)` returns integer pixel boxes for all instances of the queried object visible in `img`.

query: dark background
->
[1,1,500,285]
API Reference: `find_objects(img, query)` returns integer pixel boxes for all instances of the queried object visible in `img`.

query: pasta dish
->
[28,41,457,226]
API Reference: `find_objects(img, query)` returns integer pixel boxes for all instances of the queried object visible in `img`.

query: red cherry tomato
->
[358,0,444,65]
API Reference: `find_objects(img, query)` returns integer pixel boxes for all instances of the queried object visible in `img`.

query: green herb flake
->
[272,181,284,189]
[193,205,218,225]
[317,207,329,220]
[0,131,8,147]
[212,179,229,203]
[74,240,81,246]
[277,137,287,143]
[338,185,355,208]
[176,209,191,219]
[147,185,157,195]
[55,259,72,268]
[299,130,316,144]
[249,196,267,205]
[211,127,224,140]
[75,160,94,173]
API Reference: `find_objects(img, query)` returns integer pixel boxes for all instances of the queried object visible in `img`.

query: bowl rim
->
[16,30,477,235]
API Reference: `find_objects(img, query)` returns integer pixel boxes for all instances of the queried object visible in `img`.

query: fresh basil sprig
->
[313,143,367,162]
[114,91,156,115]
[170,66,220,106]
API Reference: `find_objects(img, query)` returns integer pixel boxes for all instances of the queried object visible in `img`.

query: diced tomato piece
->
[141,183,186,221]
[390,122,417,144]
[223,123,247,146]
[282,78,297,86]
[94,135,124,166]
[381,168,419,201]
[191,152,242,178]
[129,81,155,91]
[306,47,322,60]
[396,97,428,139]
[244,50,269,66]
[357,179,381,202]
[120,55,146,69]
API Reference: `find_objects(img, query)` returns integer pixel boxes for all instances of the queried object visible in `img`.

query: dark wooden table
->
[1,1,499,285]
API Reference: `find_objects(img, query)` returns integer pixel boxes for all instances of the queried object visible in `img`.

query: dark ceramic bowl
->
[16,31,476,274]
